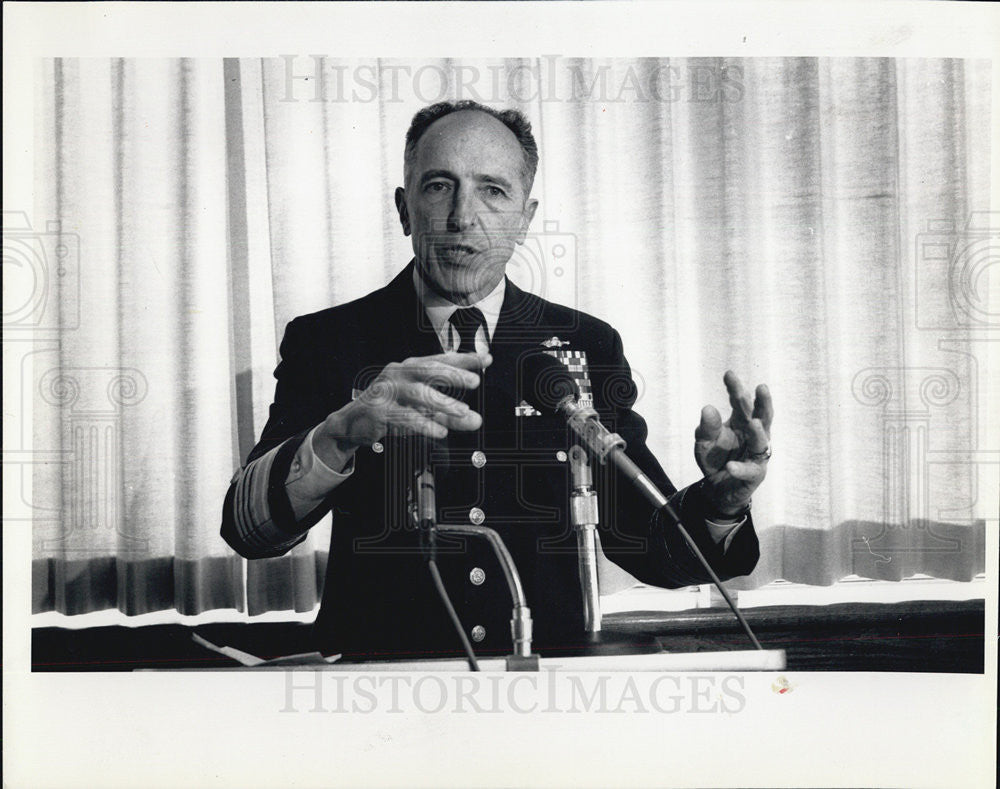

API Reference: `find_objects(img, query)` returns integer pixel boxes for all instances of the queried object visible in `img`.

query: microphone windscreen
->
[519,351,578,415]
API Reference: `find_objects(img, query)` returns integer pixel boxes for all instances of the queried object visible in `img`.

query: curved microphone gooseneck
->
[415,436,536,670]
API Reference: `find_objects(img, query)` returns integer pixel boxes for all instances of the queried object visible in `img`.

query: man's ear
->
[515,198,539,245]
[394,187,411,236]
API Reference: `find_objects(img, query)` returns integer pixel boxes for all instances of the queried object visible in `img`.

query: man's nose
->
[446,186,477,233]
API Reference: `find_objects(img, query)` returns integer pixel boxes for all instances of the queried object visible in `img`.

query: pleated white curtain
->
[31,57,990,616]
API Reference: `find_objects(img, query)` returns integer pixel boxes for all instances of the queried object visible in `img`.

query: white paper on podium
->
[191,633,342,667]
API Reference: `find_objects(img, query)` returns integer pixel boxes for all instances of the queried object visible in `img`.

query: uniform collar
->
[412,264,506,343]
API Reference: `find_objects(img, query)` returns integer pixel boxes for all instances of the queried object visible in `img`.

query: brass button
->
[468,507,486,525]
[556,450,568,462]
[471,450,487,468]
[469,567,486,586]
[470,625,486,642]
[372,441,384,454]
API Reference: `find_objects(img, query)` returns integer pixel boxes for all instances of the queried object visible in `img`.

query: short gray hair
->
[403,100,539,193]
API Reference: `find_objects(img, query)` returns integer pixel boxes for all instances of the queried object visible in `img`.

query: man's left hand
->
[694,371,773,518]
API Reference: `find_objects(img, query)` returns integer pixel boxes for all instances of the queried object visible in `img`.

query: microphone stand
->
[568,445,601,633]
[433,523,536,665]
[559,399,764,652]
[415,453,538,670]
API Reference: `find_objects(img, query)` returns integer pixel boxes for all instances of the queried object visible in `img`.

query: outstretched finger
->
[402,358,485,391]
[428,351,493,374]
[403,381,474,417]
[745,417,769,458]
[723,370,753,425]
[431,406,483,433]
[695,405,723,442]
[752,383,774,435]
[387,406,449,440]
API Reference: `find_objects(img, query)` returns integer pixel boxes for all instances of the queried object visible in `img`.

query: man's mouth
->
[438,244,478,257]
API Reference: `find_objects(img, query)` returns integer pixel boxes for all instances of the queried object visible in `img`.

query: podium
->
[192,626,785,671]
[316,649,786,672]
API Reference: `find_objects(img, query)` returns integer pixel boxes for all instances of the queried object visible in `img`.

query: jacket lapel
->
[491,277,546,354]
[373,260,444,361]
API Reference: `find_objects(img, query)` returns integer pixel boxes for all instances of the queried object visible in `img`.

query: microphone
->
[414,442,437,532]
[519,350,765,651]
[406,436,438,561]
[519,352,668,509]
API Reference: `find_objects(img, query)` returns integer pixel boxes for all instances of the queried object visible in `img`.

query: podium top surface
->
[249,649,787,672]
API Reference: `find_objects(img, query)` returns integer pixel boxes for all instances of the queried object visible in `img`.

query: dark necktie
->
[449,306,488,354]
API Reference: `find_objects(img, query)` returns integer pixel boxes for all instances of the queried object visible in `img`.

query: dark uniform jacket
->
[222,262,759,659]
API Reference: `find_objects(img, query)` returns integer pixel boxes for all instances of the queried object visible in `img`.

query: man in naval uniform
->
[221,100,774,660]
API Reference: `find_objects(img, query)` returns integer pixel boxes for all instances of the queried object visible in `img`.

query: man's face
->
[395,110,538,306]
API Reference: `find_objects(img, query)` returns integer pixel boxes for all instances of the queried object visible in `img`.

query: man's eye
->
[485,186,506,198]
[425,182,450,193]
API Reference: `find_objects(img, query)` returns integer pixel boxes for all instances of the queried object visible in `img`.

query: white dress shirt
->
[414,266,505,354]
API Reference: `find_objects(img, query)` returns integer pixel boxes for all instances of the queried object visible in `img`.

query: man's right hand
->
[312,351,491,472]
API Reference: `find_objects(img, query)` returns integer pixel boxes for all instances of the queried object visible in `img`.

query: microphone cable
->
[658,500,763,651]
[427,554,480,671]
